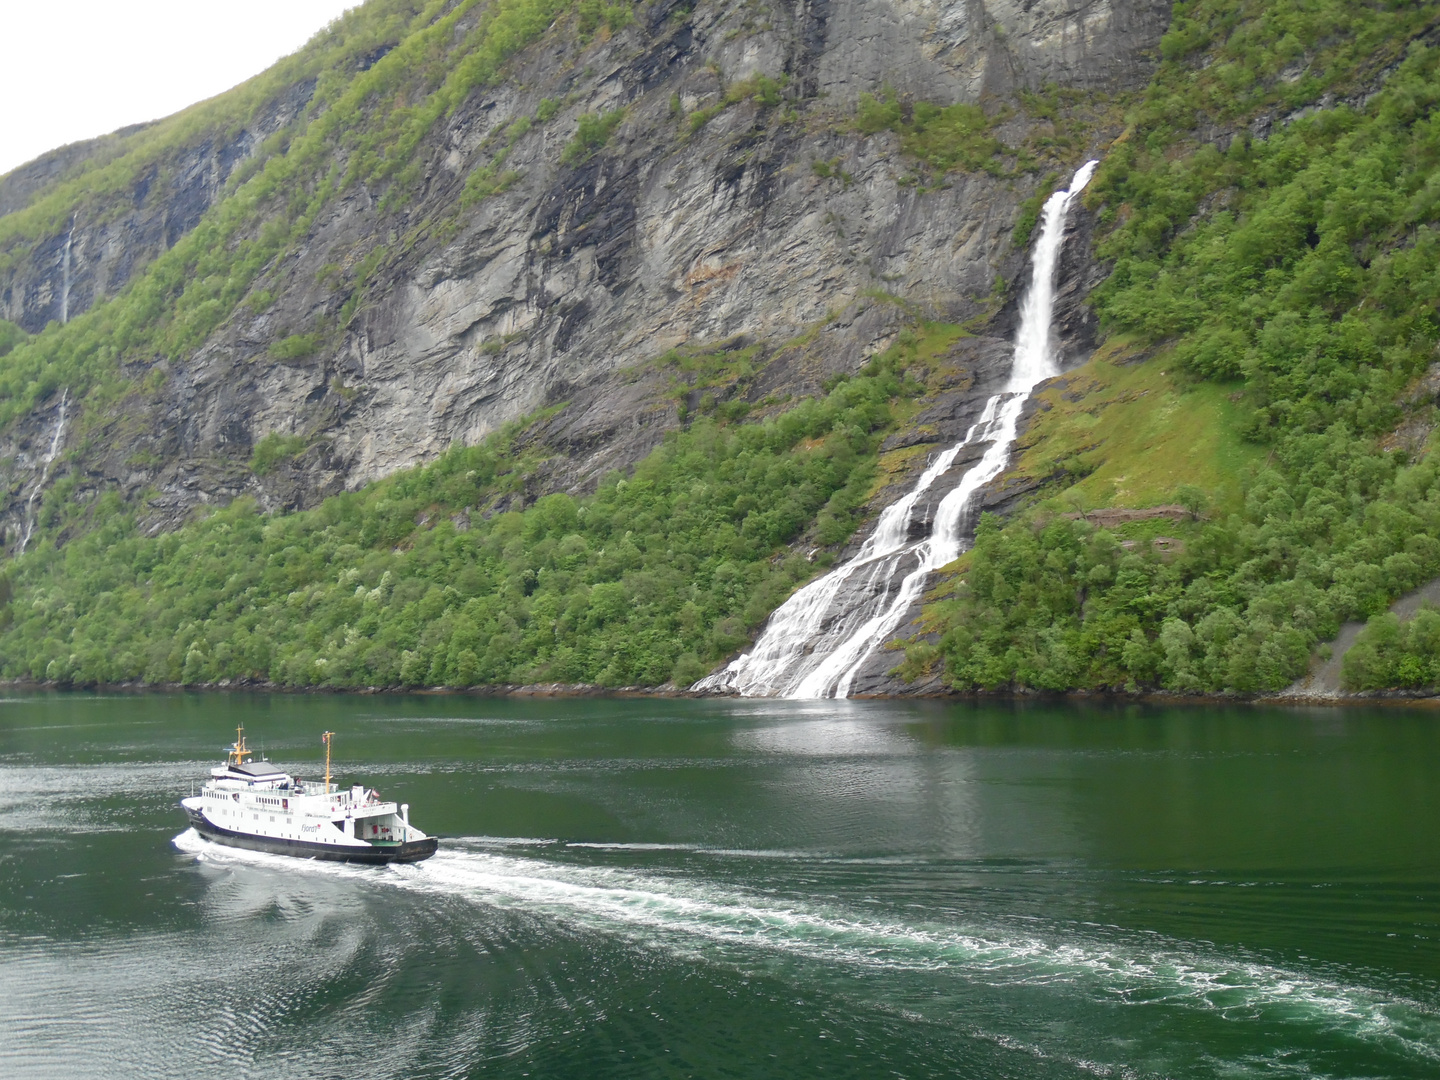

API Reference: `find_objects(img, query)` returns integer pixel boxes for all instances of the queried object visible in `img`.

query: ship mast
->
[322,731,334,793]
[227,725,252,767]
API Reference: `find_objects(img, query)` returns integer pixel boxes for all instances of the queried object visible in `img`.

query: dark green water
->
[0,694,1437,1078]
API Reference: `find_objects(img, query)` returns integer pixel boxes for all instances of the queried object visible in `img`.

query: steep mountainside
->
[8,0,1440,697]
[0,0,1165,539]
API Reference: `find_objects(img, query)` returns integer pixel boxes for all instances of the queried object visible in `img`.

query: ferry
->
[180,728,438,863]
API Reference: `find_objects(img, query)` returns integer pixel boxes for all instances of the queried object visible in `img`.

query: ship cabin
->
[197,727,417,848]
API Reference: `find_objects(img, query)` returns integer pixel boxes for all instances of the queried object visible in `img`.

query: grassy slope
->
[1013,338,1262,516]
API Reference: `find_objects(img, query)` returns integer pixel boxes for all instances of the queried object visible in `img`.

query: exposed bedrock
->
[0,0,1169,548]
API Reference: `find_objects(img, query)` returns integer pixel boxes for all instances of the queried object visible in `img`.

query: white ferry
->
[180,728,438,864]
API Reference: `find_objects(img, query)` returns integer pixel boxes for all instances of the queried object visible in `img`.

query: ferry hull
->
[185,808,438,864]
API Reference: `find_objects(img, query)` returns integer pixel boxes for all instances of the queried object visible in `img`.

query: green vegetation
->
[1344,607,1440,690]
[848,80,1122,194]
[250,433,312,475]
[460,111,538,206]
[336,245,390,327]
[855,91,1007,175]
[561,108,627,165]
[1011,172,1059,247]
[913,437,1440,692]
[267,334,320,362]
[914,1,1440,695]
[0,358,919,688]
[810,157,852,184]
[685,73,785,134]
[0,320,25,359]
[1012,341,1262,514]
[576,0,633,41]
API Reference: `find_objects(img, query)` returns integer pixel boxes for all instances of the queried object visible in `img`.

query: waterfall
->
[18,389,71,556]
[59,219,75,325]
[695,160,1099,698]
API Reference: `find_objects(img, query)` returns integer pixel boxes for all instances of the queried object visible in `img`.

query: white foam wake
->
[172,828,1440,1067]
[696,161,1099,698]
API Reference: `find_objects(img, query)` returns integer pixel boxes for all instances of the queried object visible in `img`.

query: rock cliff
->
[0,0,1171,556]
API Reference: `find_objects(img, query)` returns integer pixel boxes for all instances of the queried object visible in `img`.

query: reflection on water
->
[735,712,990,859]
[0,693,1438,1079]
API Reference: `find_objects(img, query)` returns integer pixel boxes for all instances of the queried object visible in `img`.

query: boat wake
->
[173,829,1440,1070]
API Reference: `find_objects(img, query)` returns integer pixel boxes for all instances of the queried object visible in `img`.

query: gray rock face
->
[815,0,1171,102]
[0,0,1169,556]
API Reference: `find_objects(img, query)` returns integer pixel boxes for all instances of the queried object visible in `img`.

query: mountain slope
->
[11,0,1440,697]
[0,0,1169,688]
[0,0,1165,541]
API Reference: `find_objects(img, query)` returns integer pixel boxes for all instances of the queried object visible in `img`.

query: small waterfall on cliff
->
[18,389,70,555]
[695,160,1099,698]
[59,219,75,325]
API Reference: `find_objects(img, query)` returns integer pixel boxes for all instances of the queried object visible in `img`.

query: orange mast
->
[227,725,252,767]
[322,731,334,793]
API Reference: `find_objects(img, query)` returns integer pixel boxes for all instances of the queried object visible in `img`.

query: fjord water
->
[1,694,1437,1079]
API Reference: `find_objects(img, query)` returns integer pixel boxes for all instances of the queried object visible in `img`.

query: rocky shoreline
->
[4,677,1438,708]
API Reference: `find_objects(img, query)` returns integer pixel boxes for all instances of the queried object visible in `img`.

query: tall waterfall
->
[695,160,1099,699]
[59,219,75,325]
[18,388,70,556]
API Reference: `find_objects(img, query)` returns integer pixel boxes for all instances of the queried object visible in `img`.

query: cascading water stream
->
[18,388,70,556]
[696,160,1099,698]
[59,218,75,326]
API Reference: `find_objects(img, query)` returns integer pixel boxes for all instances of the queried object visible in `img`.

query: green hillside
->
[910,0,1440,695]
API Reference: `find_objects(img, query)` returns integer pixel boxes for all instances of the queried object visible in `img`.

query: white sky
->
[0,1,361,178]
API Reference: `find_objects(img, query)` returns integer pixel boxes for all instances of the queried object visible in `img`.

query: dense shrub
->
[1343,608,1440,690]
[268,334,319,361]
[250,433,311,475]
[561,108,626,165]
